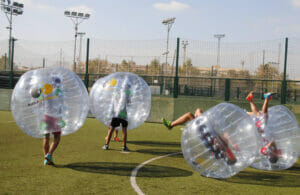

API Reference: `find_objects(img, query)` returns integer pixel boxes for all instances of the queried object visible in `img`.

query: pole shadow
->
[127,140,181,148]
[135,149,183,158]
[57,162,192,178]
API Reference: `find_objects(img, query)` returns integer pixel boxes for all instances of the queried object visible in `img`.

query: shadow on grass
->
[286,163,300,172]
[224,169,300,187]
[135,149,183,158]
[57,162,192,178]
[127,140,181,148]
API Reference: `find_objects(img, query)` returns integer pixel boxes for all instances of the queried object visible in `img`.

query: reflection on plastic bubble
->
[181,103,259,179]
[11,67,89,138]
[251,105,300,170]
[89,72,151,130]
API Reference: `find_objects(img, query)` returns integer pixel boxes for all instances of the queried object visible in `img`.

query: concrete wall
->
[0,89,12,111]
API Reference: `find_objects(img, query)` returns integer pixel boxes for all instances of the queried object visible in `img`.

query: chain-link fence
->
[0,37,299,104]
[1,37,300,78]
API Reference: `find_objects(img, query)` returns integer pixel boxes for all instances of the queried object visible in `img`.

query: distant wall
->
[0,89,298,123]
[0,89,12,111]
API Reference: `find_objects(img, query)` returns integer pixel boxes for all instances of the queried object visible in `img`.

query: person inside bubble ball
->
[39,75,64,165]
[162,108,239,165]
[102,83,131,152]
[246,91,280,163]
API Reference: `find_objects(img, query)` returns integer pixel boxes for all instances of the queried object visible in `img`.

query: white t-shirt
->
[43,87,64,117]
[112,88,131,120]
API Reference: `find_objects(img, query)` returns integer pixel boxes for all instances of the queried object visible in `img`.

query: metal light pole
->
[1,0,24,72]
[77,32,85,62]
[214,34,225,67]
[182,40,189,77]
[64,10,90,73]
[162,17,175,93]
[9,37,16,88]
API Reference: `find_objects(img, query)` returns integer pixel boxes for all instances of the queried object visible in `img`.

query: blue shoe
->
[44,159,48,166]
[264,92,276,99]
[45,153,54,165]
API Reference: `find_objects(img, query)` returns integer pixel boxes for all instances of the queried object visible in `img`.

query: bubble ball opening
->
[11,67,89,138]
[89,72,151,130]
[181,103,259,179]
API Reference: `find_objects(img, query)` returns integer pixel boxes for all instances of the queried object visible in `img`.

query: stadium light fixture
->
[162,17,176,93]
[64,9,91,72]
[1,0,24,71]
[64,10,70,16]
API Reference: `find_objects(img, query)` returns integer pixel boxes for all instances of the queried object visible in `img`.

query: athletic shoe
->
[114,137,120,142]
[102,144,109,150]
[264,92,276,100]
[246,91,254,102]
[45,153,55,165]
[44,159,48,166]
[122,146,130,152]
[162,118,172,130]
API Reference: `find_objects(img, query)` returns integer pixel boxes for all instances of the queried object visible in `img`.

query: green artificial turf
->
[0,111,300,194]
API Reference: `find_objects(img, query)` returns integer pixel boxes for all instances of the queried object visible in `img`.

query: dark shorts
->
[111,117,128,128]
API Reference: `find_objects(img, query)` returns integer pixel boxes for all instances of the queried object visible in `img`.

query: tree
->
[148,58,161,75]
[255,63,282,93]
[119,59,129,72]
[0,55,7,71]
[179,58,192,76]
[255,63,279,79]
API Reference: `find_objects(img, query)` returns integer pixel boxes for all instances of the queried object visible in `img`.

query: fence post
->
[43,58,45,68]
[225,78,230,101]
[4,53,7,71]
[281,37,288,104]
[173,37,180,98]
[237,87,240,99]
[84,38,90,89]
[9,38,16,89]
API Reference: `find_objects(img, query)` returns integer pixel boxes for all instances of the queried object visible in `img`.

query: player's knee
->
[54,135,61,144]
[44,134,50,143]
[195,108,203,117]
[223,132,229,138]
[196,108,203,113]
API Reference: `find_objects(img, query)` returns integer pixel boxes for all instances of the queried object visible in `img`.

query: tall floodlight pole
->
[1,0,24,71]
[182,40,189,77]
[214,34,225,67]
[162,17,175,93]
[77,32,86,72]
[64,10,90,72]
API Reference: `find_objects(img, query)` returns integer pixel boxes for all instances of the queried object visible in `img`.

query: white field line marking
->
[0,121,15,124]
[130,152,182,195]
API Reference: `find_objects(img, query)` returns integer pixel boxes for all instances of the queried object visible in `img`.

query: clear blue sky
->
[1,0,300,41]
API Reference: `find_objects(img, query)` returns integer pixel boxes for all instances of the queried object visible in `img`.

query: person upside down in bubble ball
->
[246,91,280,163]
[102,83,131,152]
[162,108,238,165]
[32,75,65,165]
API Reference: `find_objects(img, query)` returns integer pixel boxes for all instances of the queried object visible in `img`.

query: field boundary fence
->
[0,37,300,104]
